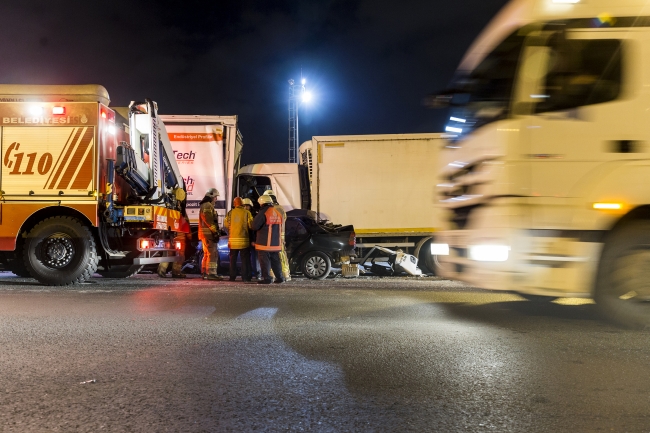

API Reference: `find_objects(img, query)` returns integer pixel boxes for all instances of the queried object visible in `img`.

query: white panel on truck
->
[165,125,225,224]
[312,134,444,236]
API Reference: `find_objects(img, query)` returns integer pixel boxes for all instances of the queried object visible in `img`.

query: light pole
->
[288,78,310,163]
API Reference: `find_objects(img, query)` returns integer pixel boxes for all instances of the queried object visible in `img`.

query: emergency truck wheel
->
[302,251,331,280]
[97,265,143,278]
[595,220,650,329]
[23,216,98,286]
[415,238,436,275]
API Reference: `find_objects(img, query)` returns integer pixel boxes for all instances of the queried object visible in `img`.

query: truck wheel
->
[97,265,143,278]
[302,251,331,280]
[414,237,436,275]
[23,216,98,286]
[594,220,650,329]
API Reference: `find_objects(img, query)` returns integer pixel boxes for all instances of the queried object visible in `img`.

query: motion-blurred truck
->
[430,0,650,327]
[0,85,189,284]
[237,133,446,274]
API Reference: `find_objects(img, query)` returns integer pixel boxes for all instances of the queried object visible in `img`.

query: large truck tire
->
[594,220,650,329]
[23,216,99,286]
[97,265,143,279]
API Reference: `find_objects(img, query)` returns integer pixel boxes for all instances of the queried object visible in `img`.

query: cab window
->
[535,37,622,113]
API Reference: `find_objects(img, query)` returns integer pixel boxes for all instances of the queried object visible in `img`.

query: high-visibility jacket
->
[252,204,284,252]
[273,204,287,241]
[198,200,218,241]
[224,206,253,249]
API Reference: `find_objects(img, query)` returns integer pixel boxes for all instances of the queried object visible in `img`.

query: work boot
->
[274,278,285,284]
[157,271,168,278]
[257,279,272,284]
[171,273,186,279]
[203,274,223,281]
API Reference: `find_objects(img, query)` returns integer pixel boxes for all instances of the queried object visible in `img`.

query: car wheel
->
[23,216,98,286]
[97,264,143,278]
[301,251,331,280]
[595,220,650,329]
[415,238,436,275]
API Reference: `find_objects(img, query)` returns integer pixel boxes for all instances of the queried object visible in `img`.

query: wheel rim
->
[38,232,76,269]
[305,256,327,277]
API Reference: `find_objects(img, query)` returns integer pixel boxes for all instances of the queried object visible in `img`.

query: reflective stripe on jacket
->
[273,204,287,241]
[225,206,253,249]
[198,201,218,241]
[252,204,283,252]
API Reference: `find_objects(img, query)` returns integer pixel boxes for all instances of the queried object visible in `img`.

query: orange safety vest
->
[253,205,283,252]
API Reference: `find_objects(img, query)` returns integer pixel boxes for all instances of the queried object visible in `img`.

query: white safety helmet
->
[242,198,254,206]
[258,195,273,206]
[263,189,275,197]
[205,188,220,198]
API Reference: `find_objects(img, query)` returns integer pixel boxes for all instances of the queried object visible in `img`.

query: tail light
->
[175,241,182,250]
[139,239,150,249]
[349,231,356,247]
[52,106,66,115]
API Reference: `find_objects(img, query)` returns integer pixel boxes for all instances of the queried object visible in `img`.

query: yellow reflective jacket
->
[198,200,218,241]
[224,206,253,249]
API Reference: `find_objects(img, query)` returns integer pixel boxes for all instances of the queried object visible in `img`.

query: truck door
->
[518,30,635,226]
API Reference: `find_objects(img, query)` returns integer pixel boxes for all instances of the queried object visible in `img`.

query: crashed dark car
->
[218,209,356,279]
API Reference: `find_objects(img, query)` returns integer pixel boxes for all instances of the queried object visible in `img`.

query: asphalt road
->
[0,273,648,433]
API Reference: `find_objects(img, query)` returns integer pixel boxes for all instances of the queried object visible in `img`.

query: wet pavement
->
[0,273,648,432]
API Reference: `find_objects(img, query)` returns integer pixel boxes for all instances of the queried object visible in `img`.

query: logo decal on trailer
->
[1,126,95,194]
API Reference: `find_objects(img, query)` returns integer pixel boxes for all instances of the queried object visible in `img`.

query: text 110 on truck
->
[430,0,650,328]
[0,84,189,285]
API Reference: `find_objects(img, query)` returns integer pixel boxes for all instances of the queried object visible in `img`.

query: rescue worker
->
[198,188,222,280]
[157,232,187,278]
[224,197,253,281]
[262,189,291,281]
[252,195,284,284]
[242,198,261,280]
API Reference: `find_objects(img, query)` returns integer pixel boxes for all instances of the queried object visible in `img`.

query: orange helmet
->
[233,197,243,207]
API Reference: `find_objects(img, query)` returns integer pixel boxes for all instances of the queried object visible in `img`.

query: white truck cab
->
[433,0,650,327]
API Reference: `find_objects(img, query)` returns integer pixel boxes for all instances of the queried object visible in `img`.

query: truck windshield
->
[445,29,528,140]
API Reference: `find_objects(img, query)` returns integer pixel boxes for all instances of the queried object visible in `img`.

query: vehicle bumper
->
[436,228,601,298]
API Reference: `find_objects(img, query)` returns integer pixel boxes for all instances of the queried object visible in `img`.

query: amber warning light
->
[52,106,65,115]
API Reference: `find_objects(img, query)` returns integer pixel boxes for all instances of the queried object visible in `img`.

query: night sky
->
[0,0,509,165]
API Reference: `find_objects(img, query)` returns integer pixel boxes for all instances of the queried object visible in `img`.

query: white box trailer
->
[237,133,446,273]
[159,115,243,226]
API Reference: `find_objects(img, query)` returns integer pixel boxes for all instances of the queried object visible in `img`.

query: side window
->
[286,219,307,237]
[536,38,622,113]
[237,175,273,212]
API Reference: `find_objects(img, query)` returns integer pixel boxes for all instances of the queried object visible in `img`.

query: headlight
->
[469,245,510,262]
[430,243,450,255]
